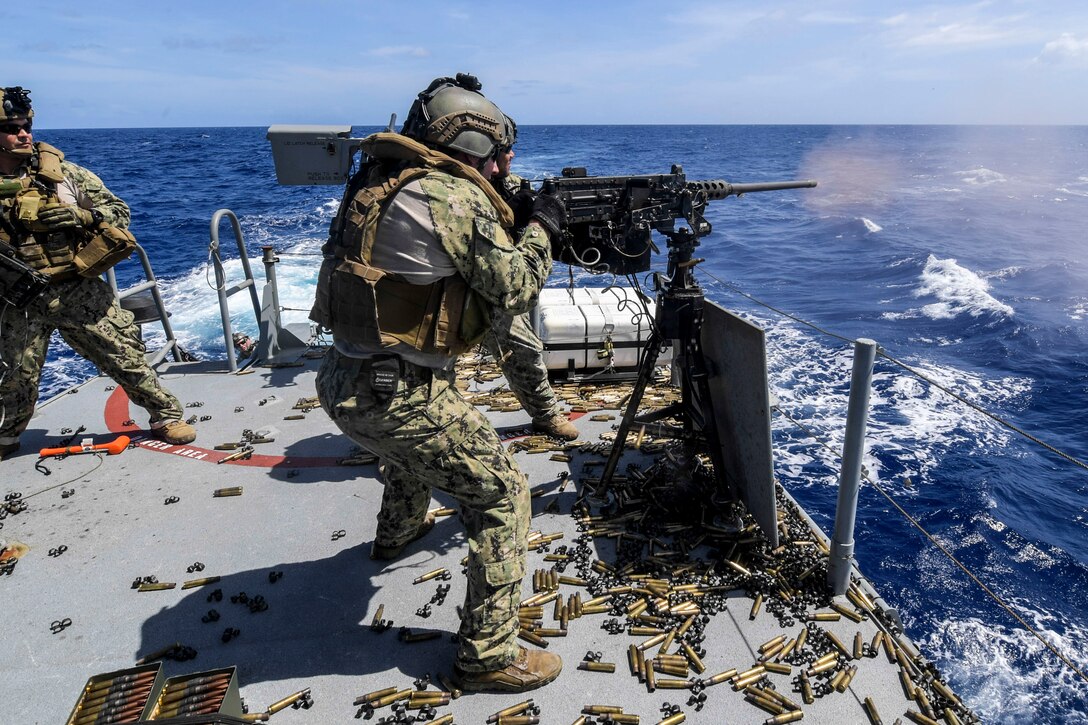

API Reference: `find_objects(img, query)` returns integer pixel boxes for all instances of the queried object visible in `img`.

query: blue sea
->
[34,125,1088,723]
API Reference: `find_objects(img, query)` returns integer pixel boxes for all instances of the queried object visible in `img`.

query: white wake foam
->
[955,167,1008,186]
[912,255,1015,320]
[860,217,882,233]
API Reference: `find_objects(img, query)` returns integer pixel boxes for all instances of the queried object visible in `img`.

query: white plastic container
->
[532,287,658,371]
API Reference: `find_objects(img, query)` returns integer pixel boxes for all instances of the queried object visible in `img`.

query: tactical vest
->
[0,142,135,280]
[0,142,78,277]
[310,133,513,356]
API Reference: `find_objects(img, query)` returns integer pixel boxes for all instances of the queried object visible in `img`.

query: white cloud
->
[880,8,1029,49]
[1035,33,1088,64]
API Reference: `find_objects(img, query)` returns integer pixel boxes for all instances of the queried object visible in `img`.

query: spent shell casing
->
[267,688,311,715]
[181,575,221,590]
[932,679,961,706]
[831,602,864,623]
[746,693,785,715]
[372,689,413,708]
[212,486,244,496]
[808,612,841,622]
[645,659,656,691]
[795,627,808,653]
[904,711,940,725]
[583,705,624,715]
[750,593,764,619]
[915,689,935,718]
[413,568,449,584]
[578,661,616,673]
[763,661,791,675]
[609,715,640,724]
[517,629,548,647]
[863,696,883,725]
[829,668,848,691]
[370,604,385,629]
[764,712,803,724]
[854,632,864,660]
[899,668,916,700]
[497,717,539,725]
[681,643,706,674]
[943,709,962,725]
[353,686,397,706]
[637,633,668,651]
[401,630,442,643]
[138,581,177,592]
[800,674,814,705]
[657,714,686,725]
[654,678,692,690]
[825,631,850,657]
[437,674,462,699]
[705,668,738,686]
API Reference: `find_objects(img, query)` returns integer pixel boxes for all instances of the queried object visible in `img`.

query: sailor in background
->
[0,87,195,461]
[485,113,578,441]
[312,74,566,692]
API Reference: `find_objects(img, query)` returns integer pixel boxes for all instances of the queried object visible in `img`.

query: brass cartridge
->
[583,706,624,715]
[181,575,221,590]
[437,674,462,699]
[831,602,864,623]
[807,612,841,622]
[764,712,803,724]
[829,668,848,692]
[704,668,738,686]
[825,631,850,657]
[370,604,385,629]
[904,711,940,725]
[899,668,916,700]
[489,699,534,721]
[628,644,640,675]
[414,568,449,584]
[371,689,413,708]
[535,628,568,637]
[837,665,858,692]
[795,627,808,653]
[763,661,791,675]
[498,717,540,725]
[854,632,864,660]
[745,693,785,715]
[657,714,686,725]
[609,715,640,724]
[943,709,963,725]
[645,660,656,691]
[681,643,706,674]
[401,630,442,643]
[213,486,244,496]
[268,688,311,715]
[750,593,764,619]
[578,661,616,673]
[800,674,814,705]
[138,581,177,592]
[630,627,667,636]
[637,633,668,651]
[654,679,692,689]
[353,686,397,706]
[518,629,548,647]
[863,696,882,725]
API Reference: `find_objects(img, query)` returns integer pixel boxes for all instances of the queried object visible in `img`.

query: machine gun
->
[0,239,49,308]
[541,165,815,274]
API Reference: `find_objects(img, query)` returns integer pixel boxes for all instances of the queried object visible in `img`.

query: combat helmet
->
[400,73,505,159]
[500,113,518,151]
[1,87,33,122]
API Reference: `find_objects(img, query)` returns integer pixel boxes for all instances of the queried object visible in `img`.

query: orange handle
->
[39,435,130,458]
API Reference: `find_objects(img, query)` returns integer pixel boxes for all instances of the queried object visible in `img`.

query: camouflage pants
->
[316,347,530,672]
[0,276,183,443]
[483,310,560,422]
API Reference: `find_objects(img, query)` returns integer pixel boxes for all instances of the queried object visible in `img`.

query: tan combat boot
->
[455,646,563,693]
[532,413,578,441]
[152,419,196,445]
[370,513,437,560]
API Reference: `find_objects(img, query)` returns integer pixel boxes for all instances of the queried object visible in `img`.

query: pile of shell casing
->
[508,462,978,724]
[352,684,454,723]
[451,358,976,724]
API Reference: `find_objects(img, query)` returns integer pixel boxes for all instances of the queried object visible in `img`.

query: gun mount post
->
[828,338,877,596]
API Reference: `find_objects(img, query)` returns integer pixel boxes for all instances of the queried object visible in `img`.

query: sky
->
[14,0,1088,128]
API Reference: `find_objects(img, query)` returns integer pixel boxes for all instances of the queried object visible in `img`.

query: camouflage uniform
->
[484,173,562,422]
[0,155,183,448]
[315,156,552,673]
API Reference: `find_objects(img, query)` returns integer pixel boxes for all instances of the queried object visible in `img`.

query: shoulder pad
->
[423,172,501,222]
[34,142,66,183]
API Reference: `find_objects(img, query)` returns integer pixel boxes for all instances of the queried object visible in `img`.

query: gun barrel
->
[690,179,817,200]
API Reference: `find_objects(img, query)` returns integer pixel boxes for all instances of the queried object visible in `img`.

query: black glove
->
[37,204,96,230]
[529,192,566,240]
[505,185,537,231]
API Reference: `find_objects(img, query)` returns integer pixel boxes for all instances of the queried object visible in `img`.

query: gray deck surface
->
[1,345,950,725]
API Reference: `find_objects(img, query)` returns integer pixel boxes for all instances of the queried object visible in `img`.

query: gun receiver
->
[541,165,815,274]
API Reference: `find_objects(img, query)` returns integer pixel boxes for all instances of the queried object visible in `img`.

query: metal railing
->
[106,242,183,366]
[208,209,262,372]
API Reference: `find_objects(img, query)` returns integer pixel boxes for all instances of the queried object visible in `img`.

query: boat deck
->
[1,343,963,724]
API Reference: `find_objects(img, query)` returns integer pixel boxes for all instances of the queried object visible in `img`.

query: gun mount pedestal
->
[599,227,734,506]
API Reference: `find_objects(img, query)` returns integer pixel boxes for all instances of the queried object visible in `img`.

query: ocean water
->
[31,125,1088,723]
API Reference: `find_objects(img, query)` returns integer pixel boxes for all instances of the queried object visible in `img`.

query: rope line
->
[701,269,1088,473]
[772,404,1088,686]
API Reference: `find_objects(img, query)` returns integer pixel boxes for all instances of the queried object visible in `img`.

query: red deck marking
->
[104,387,344,468]
[105,388,588,467]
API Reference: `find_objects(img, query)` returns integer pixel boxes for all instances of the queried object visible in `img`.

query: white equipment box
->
[532,287,658,371]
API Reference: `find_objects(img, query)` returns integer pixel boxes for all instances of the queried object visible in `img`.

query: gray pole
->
[828,338,878,595]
